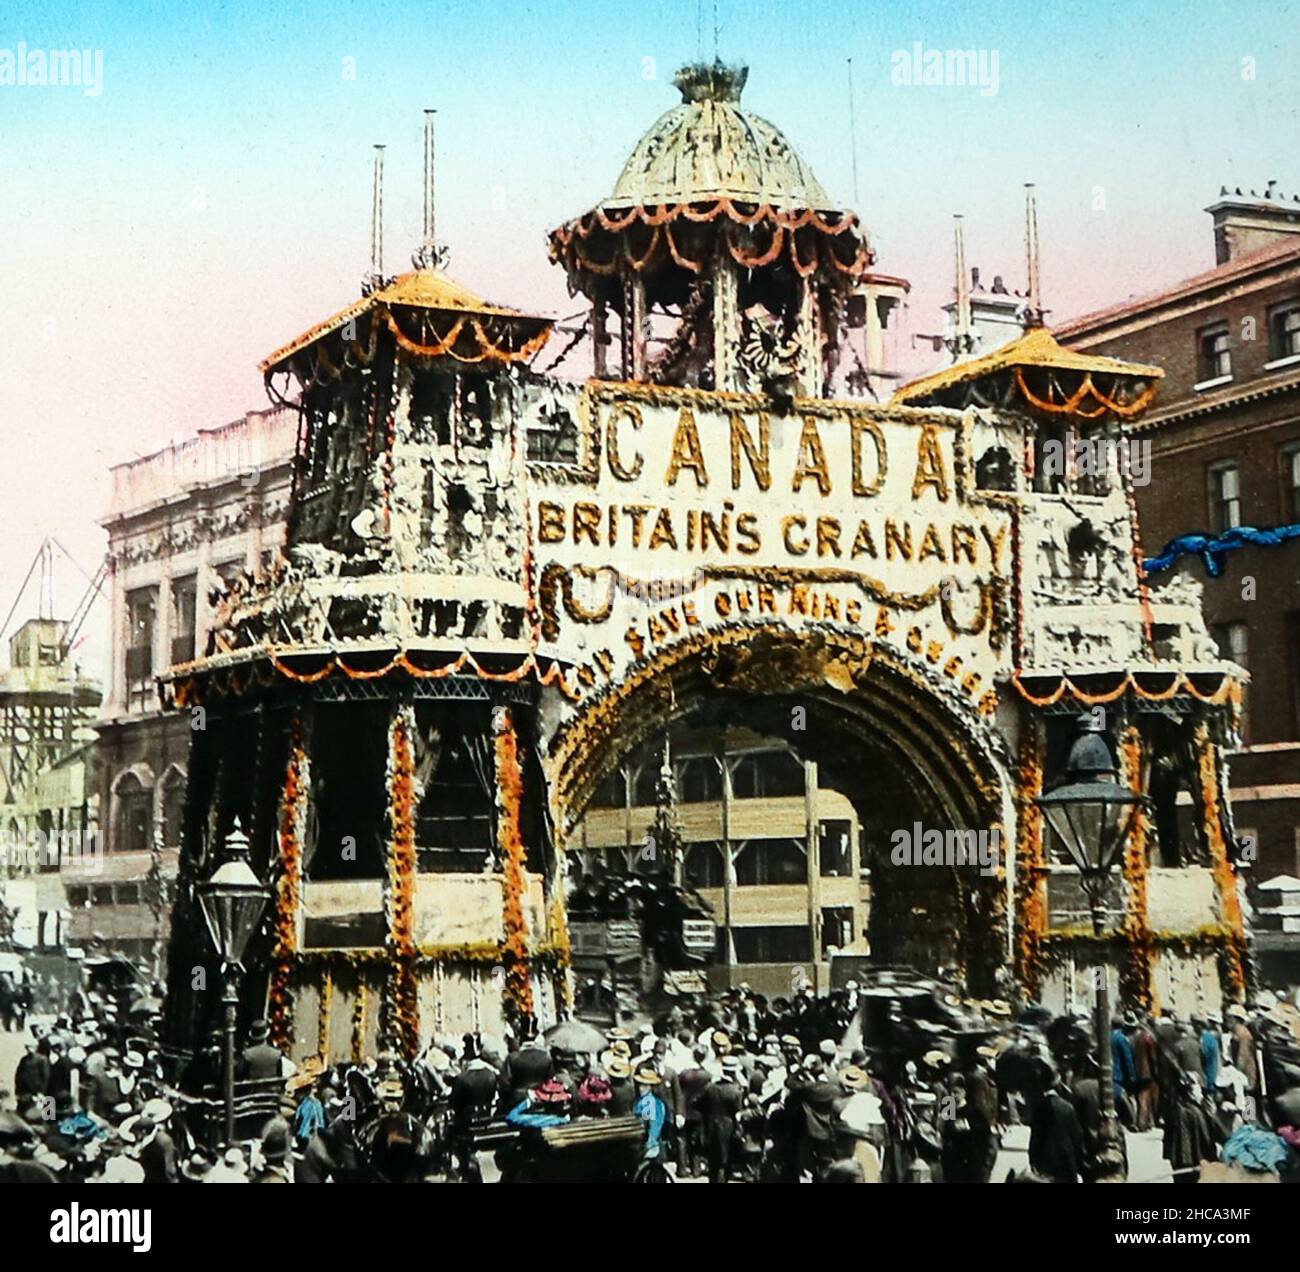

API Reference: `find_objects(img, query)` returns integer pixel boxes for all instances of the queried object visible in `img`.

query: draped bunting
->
[169,649,580,704]
[1143,523,1300,577]
[383,309,552,364]
[1013,367,1159,419]
[1012,670,1239,707]
[548,197,873,285]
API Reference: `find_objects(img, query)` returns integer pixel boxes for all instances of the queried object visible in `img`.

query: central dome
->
[603,61,833,211]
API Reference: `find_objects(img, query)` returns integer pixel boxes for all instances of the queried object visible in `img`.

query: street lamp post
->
[196,818,271,1149]
[1037,713,1146,1183]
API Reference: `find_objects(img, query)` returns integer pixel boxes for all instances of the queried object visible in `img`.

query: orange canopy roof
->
[260,269,551,374]
[892,326,1162,406]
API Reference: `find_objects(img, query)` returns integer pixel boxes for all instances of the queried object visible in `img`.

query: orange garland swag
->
[1013,728,1047,998]
[1196,725,1248,1002]
[268,722,308,1048]
[494,707,534,1021]
[1119,727,1155,1012]
[387,707,420,1057]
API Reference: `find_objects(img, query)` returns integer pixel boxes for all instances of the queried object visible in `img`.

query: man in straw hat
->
[696,1054,745,1184]
[633,1066,668,1160]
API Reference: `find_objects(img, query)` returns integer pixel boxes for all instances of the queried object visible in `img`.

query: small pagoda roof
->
[260,269,552,374]
[892,326,1163,415]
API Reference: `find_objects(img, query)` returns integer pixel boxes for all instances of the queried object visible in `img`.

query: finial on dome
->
[674,60,748,104]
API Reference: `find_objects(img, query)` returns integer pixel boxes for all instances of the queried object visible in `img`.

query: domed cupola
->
[549,62,873,398]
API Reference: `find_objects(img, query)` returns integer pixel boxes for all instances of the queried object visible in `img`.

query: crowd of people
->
[4,969,1300,1183]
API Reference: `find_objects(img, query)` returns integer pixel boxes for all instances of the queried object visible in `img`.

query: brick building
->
[1057,184,1300,884]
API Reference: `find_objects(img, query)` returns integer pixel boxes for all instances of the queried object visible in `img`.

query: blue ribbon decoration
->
[1143,523,1300,577]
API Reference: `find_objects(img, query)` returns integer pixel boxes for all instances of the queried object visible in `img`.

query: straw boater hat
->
[986,1000,1012,1018]
[923,1050,951,1068]
[1227,1003,1248,1020]
[976,1045,1000,1061]
[721,1055,743,1076]
[634,1066,663,1086]
[117,1114,156,1147]
[423,1046,452,1073]
[779,1034,801,1050]
[605,1057,634,1080]
[711,1030,732,1053]
[606,1027,634,1042]
[93,1154,145,1185]
[839,1065,870,1091]
[182,1151,214,1182]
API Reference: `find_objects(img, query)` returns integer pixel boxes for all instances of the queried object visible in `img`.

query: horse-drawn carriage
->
[471,1114,669,1183]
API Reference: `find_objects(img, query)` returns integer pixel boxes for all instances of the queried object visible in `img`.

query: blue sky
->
[1,0,1297,652]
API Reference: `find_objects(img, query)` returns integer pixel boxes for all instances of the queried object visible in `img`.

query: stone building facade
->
[85,406,296,962]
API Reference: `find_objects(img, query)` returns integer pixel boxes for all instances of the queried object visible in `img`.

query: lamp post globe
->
[197,818,270,971]
[196,817,271,1148]
[1036,713,1148,1183]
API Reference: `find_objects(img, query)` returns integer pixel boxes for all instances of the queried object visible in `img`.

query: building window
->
[1196,324,1231,383]
[67,886,88,907]
[819,820,853,877]
[678,755,723,803]
[732,925,811,964]
[170,576,197,666]
[683,841,726,889]
[821,905,854,955]
[730,750,805,800]
[1269,302,1300,361]
[1289,612,1300,742]
[589,768,627,809]
[631,761,662,808]
[114,773,152,855]
[1282,443,1300,522]
[115,883,141,905]
[1207,461,1242,531]
[733,837,806,886]
[1213,621,1249,671]
[161,771,186,849]
[125,587,157,693]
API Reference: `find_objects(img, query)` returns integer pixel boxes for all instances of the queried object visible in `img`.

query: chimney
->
[1206,180,1300,264]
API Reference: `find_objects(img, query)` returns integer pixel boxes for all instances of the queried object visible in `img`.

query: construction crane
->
[0,539,107,806]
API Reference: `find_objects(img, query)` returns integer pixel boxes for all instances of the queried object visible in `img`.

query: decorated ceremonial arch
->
[160,65,1249,1062]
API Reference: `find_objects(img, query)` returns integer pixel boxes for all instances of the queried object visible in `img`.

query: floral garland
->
[494,707,534,1022]
[1038,924,1241,956]
[293,941,572,970]
[352,975,369,1062]
[384,310,551,365]
[1012,670,1239,708]
[549,199,873,284]
[1196,724,1248,1002]
[317,968,333,1062]
[546,886,574,1014]
[268,722,309,1048]
[1119,727,1155,1012]
[386,706,421,1057]
[1012,727,1047,998]
[1013,366,1159,419]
